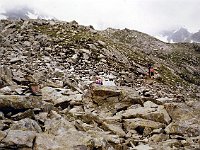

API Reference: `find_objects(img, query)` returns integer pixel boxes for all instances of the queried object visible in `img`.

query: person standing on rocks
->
[148,64,154,78]
[95,76,103,85]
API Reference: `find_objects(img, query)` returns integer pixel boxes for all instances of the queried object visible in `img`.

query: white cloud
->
[0,0,200,35]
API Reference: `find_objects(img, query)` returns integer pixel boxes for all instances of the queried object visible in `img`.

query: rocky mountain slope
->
[0,19,200,150]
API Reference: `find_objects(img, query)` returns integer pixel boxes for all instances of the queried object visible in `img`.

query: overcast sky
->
[0,0,199,35]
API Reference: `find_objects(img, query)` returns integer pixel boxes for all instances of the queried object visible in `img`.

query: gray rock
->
[124,118,165,132]
[0,86,12,94]
[0,120,13,130]
[41,87,60,102]
[101,122,126,137]
[131,144,154,150]
[98,40,106,46]
[0,131,7,141]
[9,57,22,63]
[1,130,36,148]
[154,97,174,105]
[10,118,42,133]
[24,41,31,47]
[0,85,27,95]
[87,130,122,146]
[122,101,171,124]
[164,102,200,137]
[0,95,42,110]
[149,133,169,143]
[0,66,15,87]
[89,85,141,106]
[160,139,182,149]
[11,109,35,121]
[33,133,61,150]
[165,121,200,137]
[74,120,94,132]
[44,117,76,135]
[15,87,25,95]
[56,130,94,149]
[69,106,84,116]
[34,112,48,123]
[0,111,4,120]
[35,130,95,150]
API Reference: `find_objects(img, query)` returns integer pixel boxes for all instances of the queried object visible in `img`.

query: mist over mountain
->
[157,27,200,43]
[191,30,200,42]
[0,6,55,20]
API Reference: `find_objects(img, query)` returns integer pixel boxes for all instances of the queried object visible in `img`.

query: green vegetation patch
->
[157,65,188,87]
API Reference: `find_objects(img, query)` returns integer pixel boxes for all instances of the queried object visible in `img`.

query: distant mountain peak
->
[0,6,55,20]
[156,27,200,43]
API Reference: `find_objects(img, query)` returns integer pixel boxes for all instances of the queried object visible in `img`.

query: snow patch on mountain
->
[155,27,200,43]
[0,6,55,20]
[154,35,168,43]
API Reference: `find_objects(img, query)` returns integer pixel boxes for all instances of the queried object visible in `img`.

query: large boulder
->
[44,117,76,135]
[164,102,200,137]
[150,139,182,150]
[41,87,65,102]
[0,95,42,110]
[55,130,94,149]
[0,85,28,95]
[0,66,15,88]
[0,130,36,149]
[101,122,126,137]
[87,130,122,148]
[165,120,200,137]
[91,85,121,99]
[41,87,82,108]
[34,130,94,150]
[124,118,165,132]
[33,133,61,150]
[74,120,95,132]
[122,101,171,124]
[88,85,142,109]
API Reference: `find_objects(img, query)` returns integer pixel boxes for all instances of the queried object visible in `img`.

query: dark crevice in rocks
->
[113,106,129,116]
[35,119,45,132]
[54,101,70,110]
[32,136,36,150]
[135,126,145,135]
[1,108,28,118]
[121,120,128,133]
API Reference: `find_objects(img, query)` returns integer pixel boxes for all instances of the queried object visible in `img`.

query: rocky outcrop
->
[122,101,171,124]
[0,95,42,110]
[0,83,199,149]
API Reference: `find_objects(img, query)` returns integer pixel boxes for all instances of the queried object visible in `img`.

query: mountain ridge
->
[158,27,200,43]
[1,7,200,44]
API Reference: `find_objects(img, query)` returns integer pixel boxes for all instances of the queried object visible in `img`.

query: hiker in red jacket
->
[148,64,154,78]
